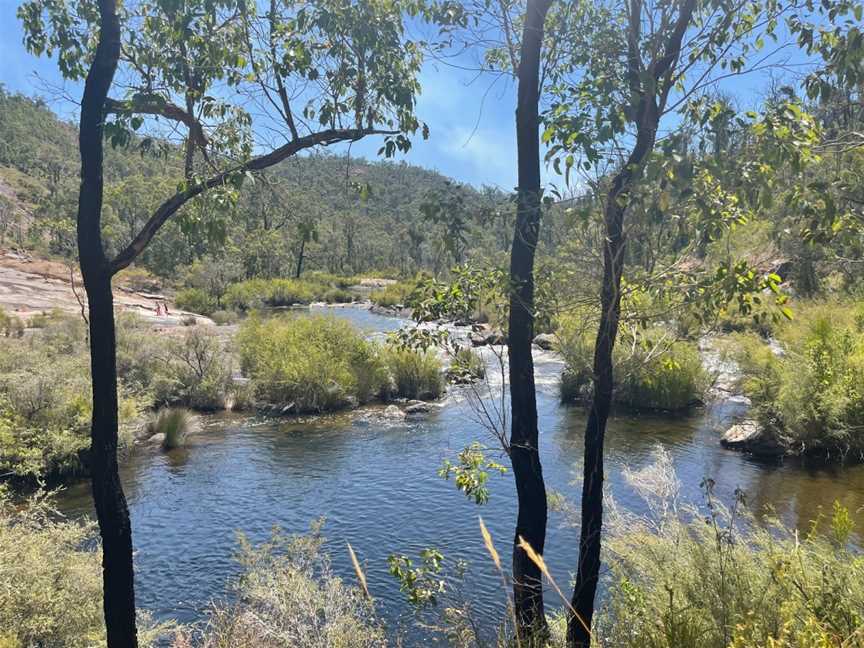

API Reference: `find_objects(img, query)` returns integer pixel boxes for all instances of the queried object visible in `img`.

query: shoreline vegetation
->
[0,305,451,486]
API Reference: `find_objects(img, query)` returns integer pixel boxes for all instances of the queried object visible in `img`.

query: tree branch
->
[109,127,399,274]
[105,96,209,149]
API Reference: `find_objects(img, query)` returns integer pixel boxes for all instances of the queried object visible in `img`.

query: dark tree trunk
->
[295,238,305,278]
[568,110,659,648]
[567,1,695,643]
[77,1,138,645]
[507,0,552,636]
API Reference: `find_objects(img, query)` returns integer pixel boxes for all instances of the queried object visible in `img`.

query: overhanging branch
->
[105,96,209,149]
[109,127,399,275]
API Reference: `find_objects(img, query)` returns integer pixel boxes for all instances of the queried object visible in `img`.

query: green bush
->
[0,489,169,647]
[175,287,217,316]
[0,308,23,337]
[732,300,864,455]
[322,287,355,304]
[193,522,386,648]
[557,315,708,411]
[615,341,708,410]
[117,320,233,411]
[224,279,316,311]
[446,347,486,384]
[237,315,389,412]
[382,346,444,400]
[370,280,418,308]
[0,315,146,482]
[26,308,66,329]
[154,329,234,410]
[210,309,240,326]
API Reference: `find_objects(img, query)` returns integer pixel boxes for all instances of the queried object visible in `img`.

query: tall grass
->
[381,346,444,400]
[596,448,864,648]
[221,277,359,312]
[369,279,419,308]
[558,315,708,411]
[730,299,864,455]
[144,407,198,450]
[237,315,389,412]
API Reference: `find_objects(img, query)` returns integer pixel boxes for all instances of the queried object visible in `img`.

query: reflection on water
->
[54,305,864,641]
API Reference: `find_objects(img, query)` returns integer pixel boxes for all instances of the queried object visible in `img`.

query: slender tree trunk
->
[295,238,305,278]
[508,0,552,636]
[567,75,666,648]
[567,181,627,648]
[77,1,138,645]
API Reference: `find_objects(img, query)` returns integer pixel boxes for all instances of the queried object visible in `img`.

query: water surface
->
[56,305,864,642]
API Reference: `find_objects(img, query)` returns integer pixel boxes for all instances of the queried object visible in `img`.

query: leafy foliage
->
[438,442,507,505]
[0,489,168,647]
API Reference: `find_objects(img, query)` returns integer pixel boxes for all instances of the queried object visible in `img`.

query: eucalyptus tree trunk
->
[507,0,552,635]
[77,0,138,645]
[295,238,306,278]
[567,1,695,644]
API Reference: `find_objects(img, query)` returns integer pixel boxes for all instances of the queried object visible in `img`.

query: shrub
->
[224,279,316,311]
[370,279,418,308]
[193,522,386,648]
[598,464,864,648]
[237,315,389,412]
[732,300,864,455]
[144,407,198,450]
[322,287,355,304]
[26,308,65,329]
[117,320,233,411]
[615,341,708,410]
[154,328,234,410]
[0,489,169,647]
[382,345,444,400]
[210,309,239,326]
[557,315,708,410]
[0,314,144,483]
[115,266,163,293]
[0,308,23,337]
[175,287,217,316]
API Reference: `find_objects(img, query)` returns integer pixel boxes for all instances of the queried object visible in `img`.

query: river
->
[55,305,864,643]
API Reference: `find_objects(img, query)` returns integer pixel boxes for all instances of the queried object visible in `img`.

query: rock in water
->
[383,404,405,420]
[721,420,784,457]
[533,333,556,350]
[405,402,431,415]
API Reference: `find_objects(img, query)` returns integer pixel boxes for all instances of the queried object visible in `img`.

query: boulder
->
[533,333,556,350]
[485,330,506,345]
[470,324,506,346]
[720,420,785,457]
[383,404,406,420]
[470,332,488,346]
[405,402,431,415]
[146,433,166,447]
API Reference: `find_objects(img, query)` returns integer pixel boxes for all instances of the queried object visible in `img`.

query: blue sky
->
[0,0,815,191]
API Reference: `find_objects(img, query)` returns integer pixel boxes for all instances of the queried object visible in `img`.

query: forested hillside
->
[0,87,511,282]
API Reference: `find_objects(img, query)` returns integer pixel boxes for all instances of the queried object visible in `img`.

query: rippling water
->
[55,305,864,642]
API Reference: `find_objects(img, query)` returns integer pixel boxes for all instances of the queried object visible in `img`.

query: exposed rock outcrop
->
[721,419,785,457]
